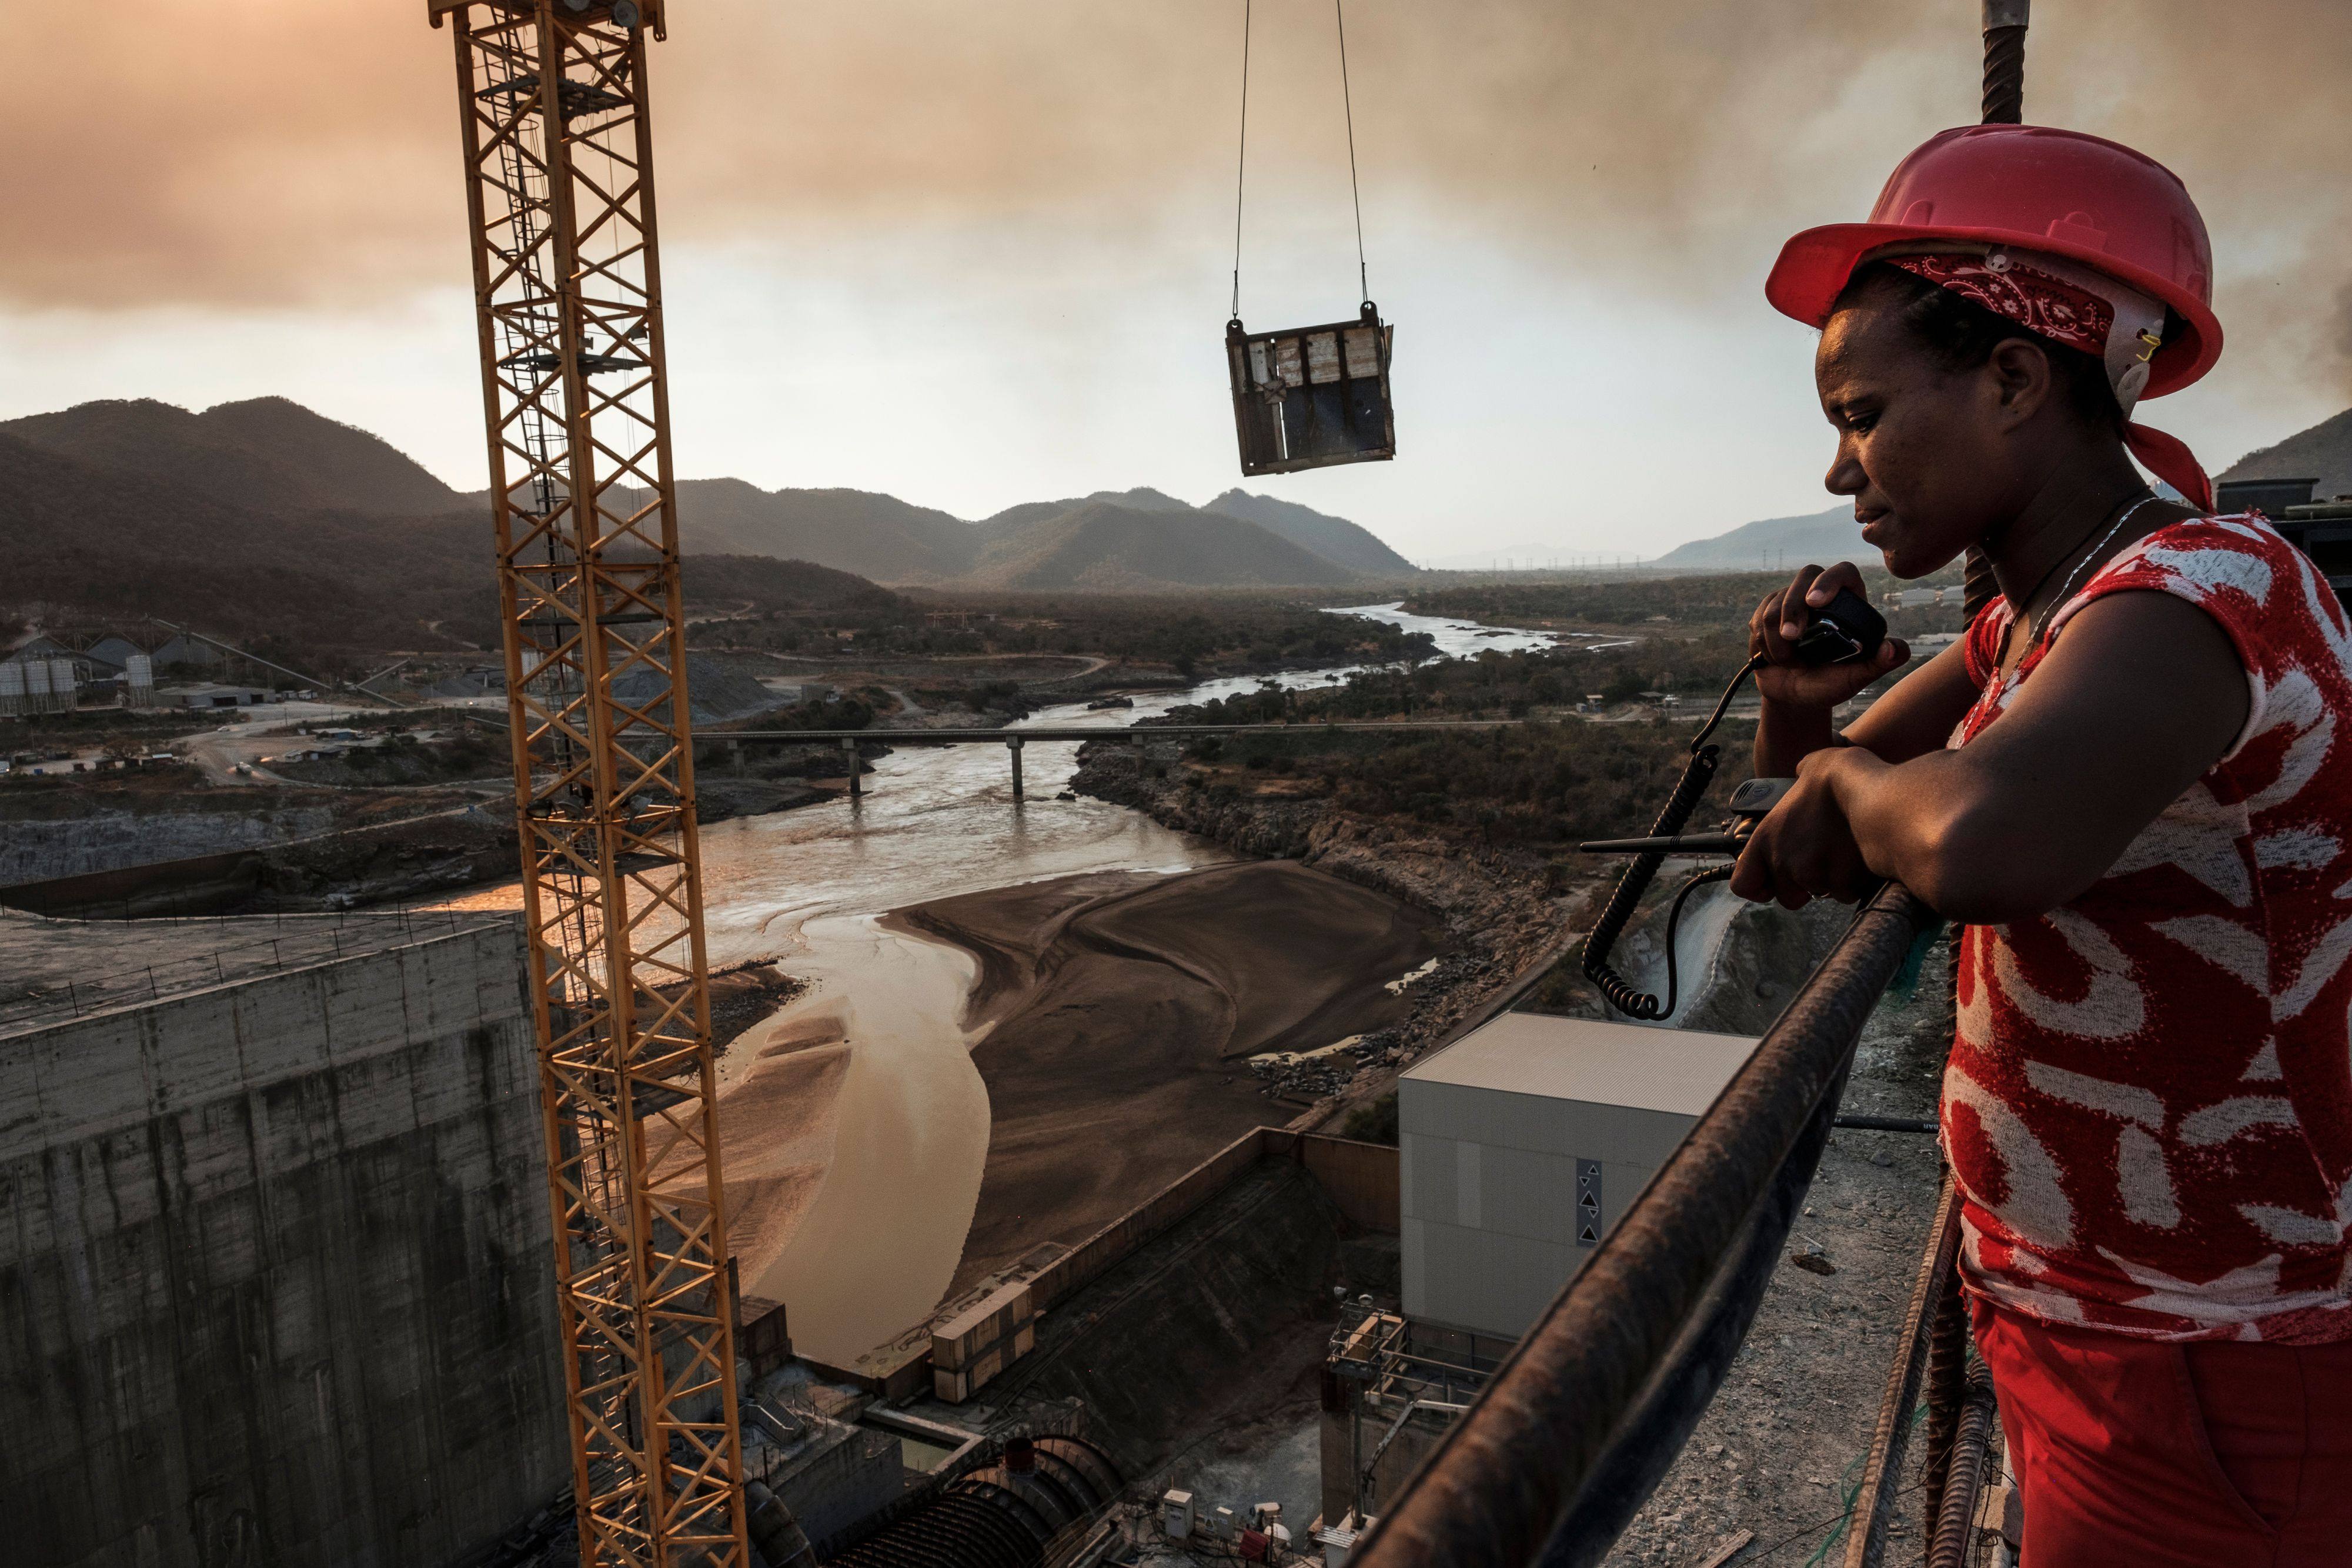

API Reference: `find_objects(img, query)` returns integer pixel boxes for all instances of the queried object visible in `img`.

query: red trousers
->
[1973,1299,2352,1566]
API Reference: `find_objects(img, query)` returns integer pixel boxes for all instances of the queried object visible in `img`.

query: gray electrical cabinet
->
[1398,1013,1759,1344]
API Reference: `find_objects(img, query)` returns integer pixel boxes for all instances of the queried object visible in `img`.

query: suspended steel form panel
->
[432,2,747,1563]
[1225,305,1395,476]
[1222,3,1390,476]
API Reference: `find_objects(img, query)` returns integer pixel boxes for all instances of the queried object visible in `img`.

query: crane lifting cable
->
[1223,0,1396,476]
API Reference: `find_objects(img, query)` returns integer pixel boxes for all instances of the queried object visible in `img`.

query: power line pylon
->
[429,4,749,1563]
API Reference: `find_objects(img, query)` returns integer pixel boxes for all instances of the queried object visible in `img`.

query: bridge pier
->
[1006,734,1024,800]
[841,735,861,797]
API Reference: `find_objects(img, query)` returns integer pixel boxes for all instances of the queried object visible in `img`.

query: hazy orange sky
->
[4,1,2347,559]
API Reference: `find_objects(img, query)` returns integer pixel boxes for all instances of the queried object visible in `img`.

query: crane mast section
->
[445,3,746,1563]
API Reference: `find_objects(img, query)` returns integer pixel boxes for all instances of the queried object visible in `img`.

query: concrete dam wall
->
[0,916,568,1568]
[981,1158,1355,1481]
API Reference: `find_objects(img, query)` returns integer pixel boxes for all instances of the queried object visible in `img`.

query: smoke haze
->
[11,5,2346,299]
[5,1,2349,543]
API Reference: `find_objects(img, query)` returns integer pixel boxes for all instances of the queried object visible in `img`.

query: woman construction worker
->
[1733,124,2352,1563]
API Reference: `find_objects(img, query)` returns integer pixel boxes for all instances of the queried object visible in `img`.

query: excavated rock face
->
[1,804,339,885]
[250,809,516,909]
[1675,892,1826,1037]
[974,1161,1347,1480]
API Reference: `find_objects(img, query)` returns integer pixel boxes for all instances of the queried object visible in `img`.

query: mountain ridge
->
[1650,506,1860,570]
[1201,489,1414,574]
[1,426,908,658]
[959,499,1366,590]
[2219,407,2352,502]
[1,396,467,519]
[8,396,1418,591]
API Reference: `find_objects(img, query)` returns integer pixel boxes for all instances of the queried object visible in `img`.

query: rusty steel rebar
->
[1926,1363,2001,1568]
[1841,1174,1964,1568]
[1920,1243,1975,1532]
[1981,0,2030,125]
[1963,1,2030,623]
[1349,883,1939,1568]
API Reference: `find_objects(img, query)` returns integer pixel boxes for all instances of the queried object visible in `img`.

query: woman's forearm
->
[1820,748,2083,922]
[1755,697,1840,778]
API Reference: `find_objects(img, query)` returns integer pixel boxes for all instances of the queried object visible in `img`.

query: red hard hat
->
[1766,124,2221,398]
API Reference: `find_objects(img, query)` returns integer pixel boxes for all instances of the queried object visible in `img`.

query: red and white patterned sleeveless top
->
[1945,514,2352,1342]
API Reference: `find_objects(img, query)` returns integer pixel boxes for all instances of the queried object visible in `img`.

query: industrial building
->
[159,681,272,709]
[2216,476,2352,604]
[0,626,268,717]
[1284,1013,1765,1539]
[0,656,84,716]
[5,628,230,683]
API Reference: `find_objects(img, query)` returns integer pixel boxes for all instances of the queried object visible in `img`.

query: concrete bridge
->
[713,720,1522,799]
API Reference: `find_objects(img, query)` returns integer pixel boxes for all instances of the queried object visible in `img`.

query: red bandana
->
[1881,251,2216,513]
[1886,254,2114,358]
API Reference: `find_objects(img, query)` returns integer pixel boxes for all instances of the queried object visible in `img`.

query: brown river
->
[433,605,1558,1359]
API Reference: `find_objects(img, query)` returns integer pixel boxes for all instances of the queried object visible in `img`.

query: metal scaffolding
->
[434,2,747,1562]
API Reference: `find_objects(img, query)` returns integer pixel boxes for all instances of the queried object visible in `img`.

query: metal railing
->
[1351,881,1941,1568]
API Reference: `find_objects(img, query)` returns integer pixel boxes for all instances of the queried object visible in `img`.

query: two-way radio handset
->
[1792,587,1888,667]
[1574,587,1887,1019]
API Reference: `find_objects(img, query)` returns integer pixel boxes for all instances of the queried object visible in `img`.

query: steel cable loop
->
[1335,0,1368,305]
[1230,0,1252,322]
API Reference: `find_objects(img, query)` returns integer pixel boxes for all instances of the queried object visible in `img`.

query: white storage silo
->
[24,659,54,714]
[0,661,24,718]
[48,658,78,713]
[125,653,155,709]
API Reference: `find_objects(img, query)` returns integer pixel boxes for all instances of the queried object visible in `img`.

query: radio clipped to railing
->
[1576,776,1796,858]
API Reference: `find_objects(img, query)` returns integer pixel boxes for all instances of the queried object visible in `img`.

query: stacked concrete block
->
[0,920,568,1568]
[931,1277,1035,1403]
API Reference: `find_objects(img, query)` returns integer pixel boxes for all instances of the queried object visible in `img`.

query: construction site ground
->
[1098,917,1960,1567]
[1596,930,1958,1568]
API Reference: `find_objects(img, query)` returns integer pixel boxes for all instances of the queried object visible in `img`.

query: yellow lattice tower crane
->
[425,3,747,1562]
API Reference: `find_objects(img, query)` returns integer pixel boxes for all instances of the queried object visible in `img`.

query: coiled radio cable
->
[1580,654,1766,1019]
